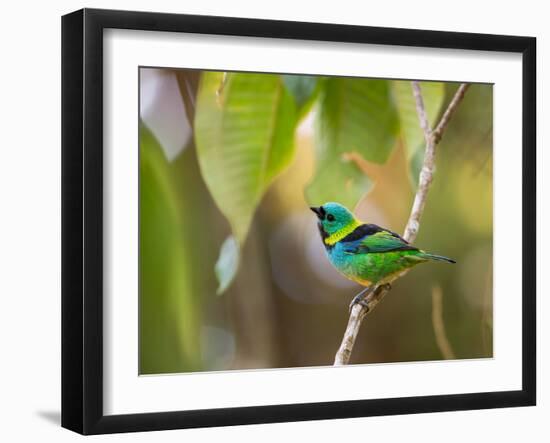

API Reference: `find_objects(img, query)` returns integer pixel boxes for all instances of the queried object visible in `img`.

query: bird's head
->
[310,202,356,236]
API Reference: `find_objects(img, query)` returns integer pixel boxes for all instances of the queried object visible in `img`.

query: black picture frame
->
[62,8,536,435]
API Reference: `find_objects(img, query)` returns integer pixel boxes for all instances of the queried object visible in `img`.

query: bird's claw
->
[349,291,370,314]
[348,283,392,313]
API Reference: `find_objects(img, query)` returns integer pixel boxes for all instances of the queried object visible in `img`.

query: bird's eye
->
[327,214,335,222]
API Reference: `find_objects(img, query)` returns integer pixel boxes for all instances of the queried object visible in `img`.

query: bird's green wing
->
[361,230,416,252]
[342,225,417,254]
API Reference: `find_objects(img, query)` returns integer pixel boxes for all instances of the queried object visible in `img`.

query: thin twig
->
[334,82,470,366]
[431,285,455,360]
[432,84,470,144]
[402,82,436,242]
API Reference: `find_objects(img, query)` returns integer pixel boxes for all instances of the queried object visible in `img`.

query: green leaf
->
[194,71,299,244]
[282,74,318,115]
[306,77,396,207]
[392,80,445,160]
[316,77,399,165]
[214,235,240,295]
[305,156,372,209]
[139,123,202,373]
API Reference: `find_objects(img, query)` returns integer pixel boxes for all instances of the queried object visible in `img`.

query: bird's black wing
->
[341,224,417,254]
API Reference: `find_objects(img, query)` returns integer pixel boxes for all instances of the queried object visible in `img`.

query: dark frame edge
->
[62,8,106,435]
[87,390,533,435]
[61,8,85,434]
[521,36,537,406]
[82,7,535,51]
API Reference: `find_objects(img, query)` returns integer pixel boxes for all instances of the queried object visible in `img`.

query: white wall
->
[0,1,545,441]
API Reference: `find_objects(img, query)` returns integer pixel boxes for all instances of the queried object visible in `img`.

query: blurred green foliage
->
[214,236,240,295]
[316,78,399,164]
[140,68,493,374]
[282,74,319,116]
[195,72,299,244]
[140,123,201,373]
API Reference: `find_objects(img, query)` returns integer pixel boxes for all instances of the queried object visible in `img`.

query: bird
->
[310,202,455,310]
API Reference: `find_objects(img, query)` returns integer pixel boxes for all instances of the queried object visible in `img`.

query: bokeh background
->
[139,68,493,375]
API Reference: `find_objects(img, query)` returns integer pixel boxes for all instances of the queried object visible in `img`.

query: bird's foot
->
[349,295,369,313]
[348,283,392,313]
[348,287,372,313]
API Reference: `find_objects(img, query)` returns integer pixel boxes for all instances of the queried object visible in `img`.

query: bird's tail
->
[420,252,456,264]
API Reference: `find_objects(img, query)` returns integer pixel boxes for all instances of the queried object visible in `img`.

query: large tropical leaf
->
[305,156,371,209]
[306,77,398,207]
[194,71,299,244]
[139,123,202,373]
[316,77,399,164]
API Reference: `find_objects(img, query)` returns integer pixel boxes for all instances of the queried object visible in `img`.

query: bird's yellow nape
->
[324,219,361,246]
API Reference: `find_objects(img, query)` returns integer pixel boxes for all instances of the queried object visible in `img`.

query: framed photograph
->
[62,8,536,435]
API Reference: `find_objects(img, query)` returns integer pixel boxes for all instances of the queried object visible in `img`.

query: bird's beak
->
[310,206,323,219]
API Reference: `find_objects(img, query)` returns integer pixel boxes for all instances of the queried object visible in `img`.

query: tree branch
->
[333,82,470,366]
[432,83,470,144]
